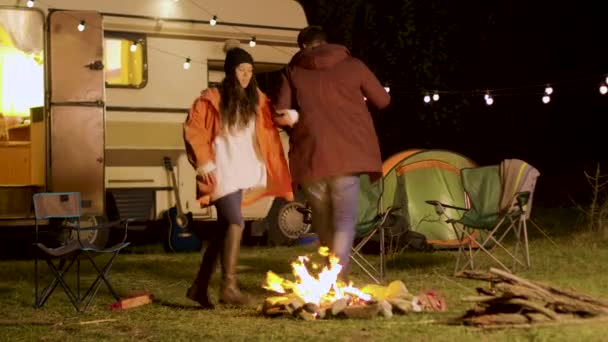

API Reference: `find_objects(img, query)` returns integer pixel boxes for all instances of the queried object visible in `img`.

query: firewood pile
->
[453,267,608,327]
[259,280,446,320]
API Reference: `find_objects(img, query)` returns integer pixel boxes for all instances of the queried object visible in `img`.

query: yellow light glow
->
[0,46,44,117]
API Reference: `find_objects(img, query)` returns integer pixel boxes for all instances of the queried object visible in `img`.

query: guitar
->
[162,156,201,253]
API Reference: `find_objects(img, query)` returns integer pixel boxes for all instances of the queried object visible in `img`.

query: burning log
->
[261,247,445,320]
[342,302,382,319]
[454,267,608,327]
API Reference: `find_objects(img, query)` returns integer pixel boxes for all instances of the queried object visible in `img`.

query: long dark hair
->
[218,71,259,130]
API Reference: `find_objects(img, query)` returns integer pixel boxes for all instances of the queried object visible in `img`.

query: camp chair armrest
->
[377,206,402,226]
[425,200,468,212]
[77,218,133,231]
[75,218,132,245]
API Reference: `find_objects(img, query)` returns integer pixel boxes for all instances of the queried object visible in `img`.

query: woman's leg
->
[214,190,251,305]
[187,220,228,309]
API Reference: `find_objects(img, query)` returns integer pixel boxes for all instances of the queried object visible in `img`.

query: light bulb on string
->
[544,86,553,95]
[485,93,494,106]
[432,92,440,101]
[210,15,217,26]
[183,57,191,70]
[423,95,431,103]
[130,41,137,52]
[542,95,551,104]
[600,85,608,95]
[77,20,86,32]
[249,36,257,47]
[605,76,608,85]
[26,0,34,8]
[384,86,390,93]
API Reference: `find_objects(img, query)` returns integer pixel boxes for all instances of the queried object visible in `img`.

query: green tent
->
[356,149,479,249]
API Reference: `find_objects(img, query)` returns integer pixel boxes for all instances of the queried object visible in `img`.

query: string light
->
[484,93,494,106]
[27,0,608,96]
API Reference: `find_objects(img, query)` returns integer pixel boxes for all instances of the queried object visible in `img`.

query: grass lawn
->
[2,209,608,341]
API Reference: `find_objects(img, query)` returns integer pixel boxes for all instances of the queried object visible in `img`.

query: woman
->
[183,47,293,308]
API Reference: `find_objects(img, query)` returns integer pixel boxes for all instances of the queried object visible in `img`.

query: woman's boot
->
[219,224,252,305]
[186,241,222,309]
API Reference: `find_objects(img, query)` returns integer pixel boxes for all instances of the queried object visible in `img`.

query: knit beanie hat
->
[224,47,254,74]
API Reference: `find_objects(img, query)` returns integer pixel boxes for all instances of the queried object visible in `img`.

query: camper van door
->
[48,10,105,216]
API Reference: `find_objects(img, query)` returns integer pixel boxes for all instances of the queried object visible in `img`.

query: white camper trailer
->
[0,0,308,247]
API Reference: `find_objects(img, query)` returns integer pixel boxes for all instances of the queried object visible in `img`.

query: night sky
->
[300,0,608,205]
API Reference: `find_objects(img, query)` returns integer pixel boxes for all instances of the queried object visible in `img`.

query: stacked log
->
[454,267,608,326]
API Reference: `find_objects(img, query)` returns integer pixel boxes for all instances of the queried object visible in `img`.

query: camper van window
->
[0,9,44,122]
[103,32,148,88]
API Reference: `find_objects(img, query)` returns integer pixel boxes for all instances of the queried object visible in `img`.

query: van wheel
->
[56,215,110,249]
[266,198,309,246]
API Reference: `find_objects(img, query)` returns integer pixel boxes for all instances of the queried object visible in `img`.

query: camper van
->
[0,0,308,247]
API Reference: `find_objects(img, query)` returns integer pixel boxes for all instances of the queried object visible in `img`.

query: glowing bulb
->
[249,37,256,47]
[210,15,217,26]
[600,85,608,95]
[130,42,137,52]
[423,95,431,103]
[384,86,390,93]
[77,20,86,32]
[26,0,34,7]
[432,93,439,101]
[605,76,608,84]
[545,86,553,95]
[484,94,490,101]
[542,95,551,104]
[183,57,191,70]
[485,97,494,106]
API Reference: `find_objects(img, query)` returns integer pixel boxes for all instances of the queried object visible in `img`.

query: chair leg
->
[518,217,530,269]
[350,226,382,284]
[80,251,122,312]
[379,224,385,283]
[34,254,38,308]
[38,258,80,311]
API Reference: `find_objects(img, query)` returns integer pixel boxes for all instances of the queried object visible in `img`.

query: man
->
[274,26,390,278]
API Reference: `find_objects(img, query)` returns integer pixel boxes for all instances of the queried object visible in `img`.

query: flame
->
[263,247,371,307]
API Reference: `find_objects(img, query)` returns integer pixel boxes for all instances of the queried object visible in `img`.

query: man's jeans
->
[301,175,360,271]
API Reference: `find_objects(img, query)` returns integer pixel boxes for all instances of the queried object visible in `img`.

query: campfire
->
[259,247,446,320]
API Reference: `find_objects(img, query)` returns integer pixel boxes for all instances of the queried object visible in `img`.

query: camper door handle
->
[85,60,104,70]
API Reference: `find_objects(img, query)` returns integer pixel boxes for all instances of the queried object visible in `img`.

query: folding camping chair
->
[426,159,540,275]
[348,173,409,284]
[33,192,132,312]
[350,205,401,284]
